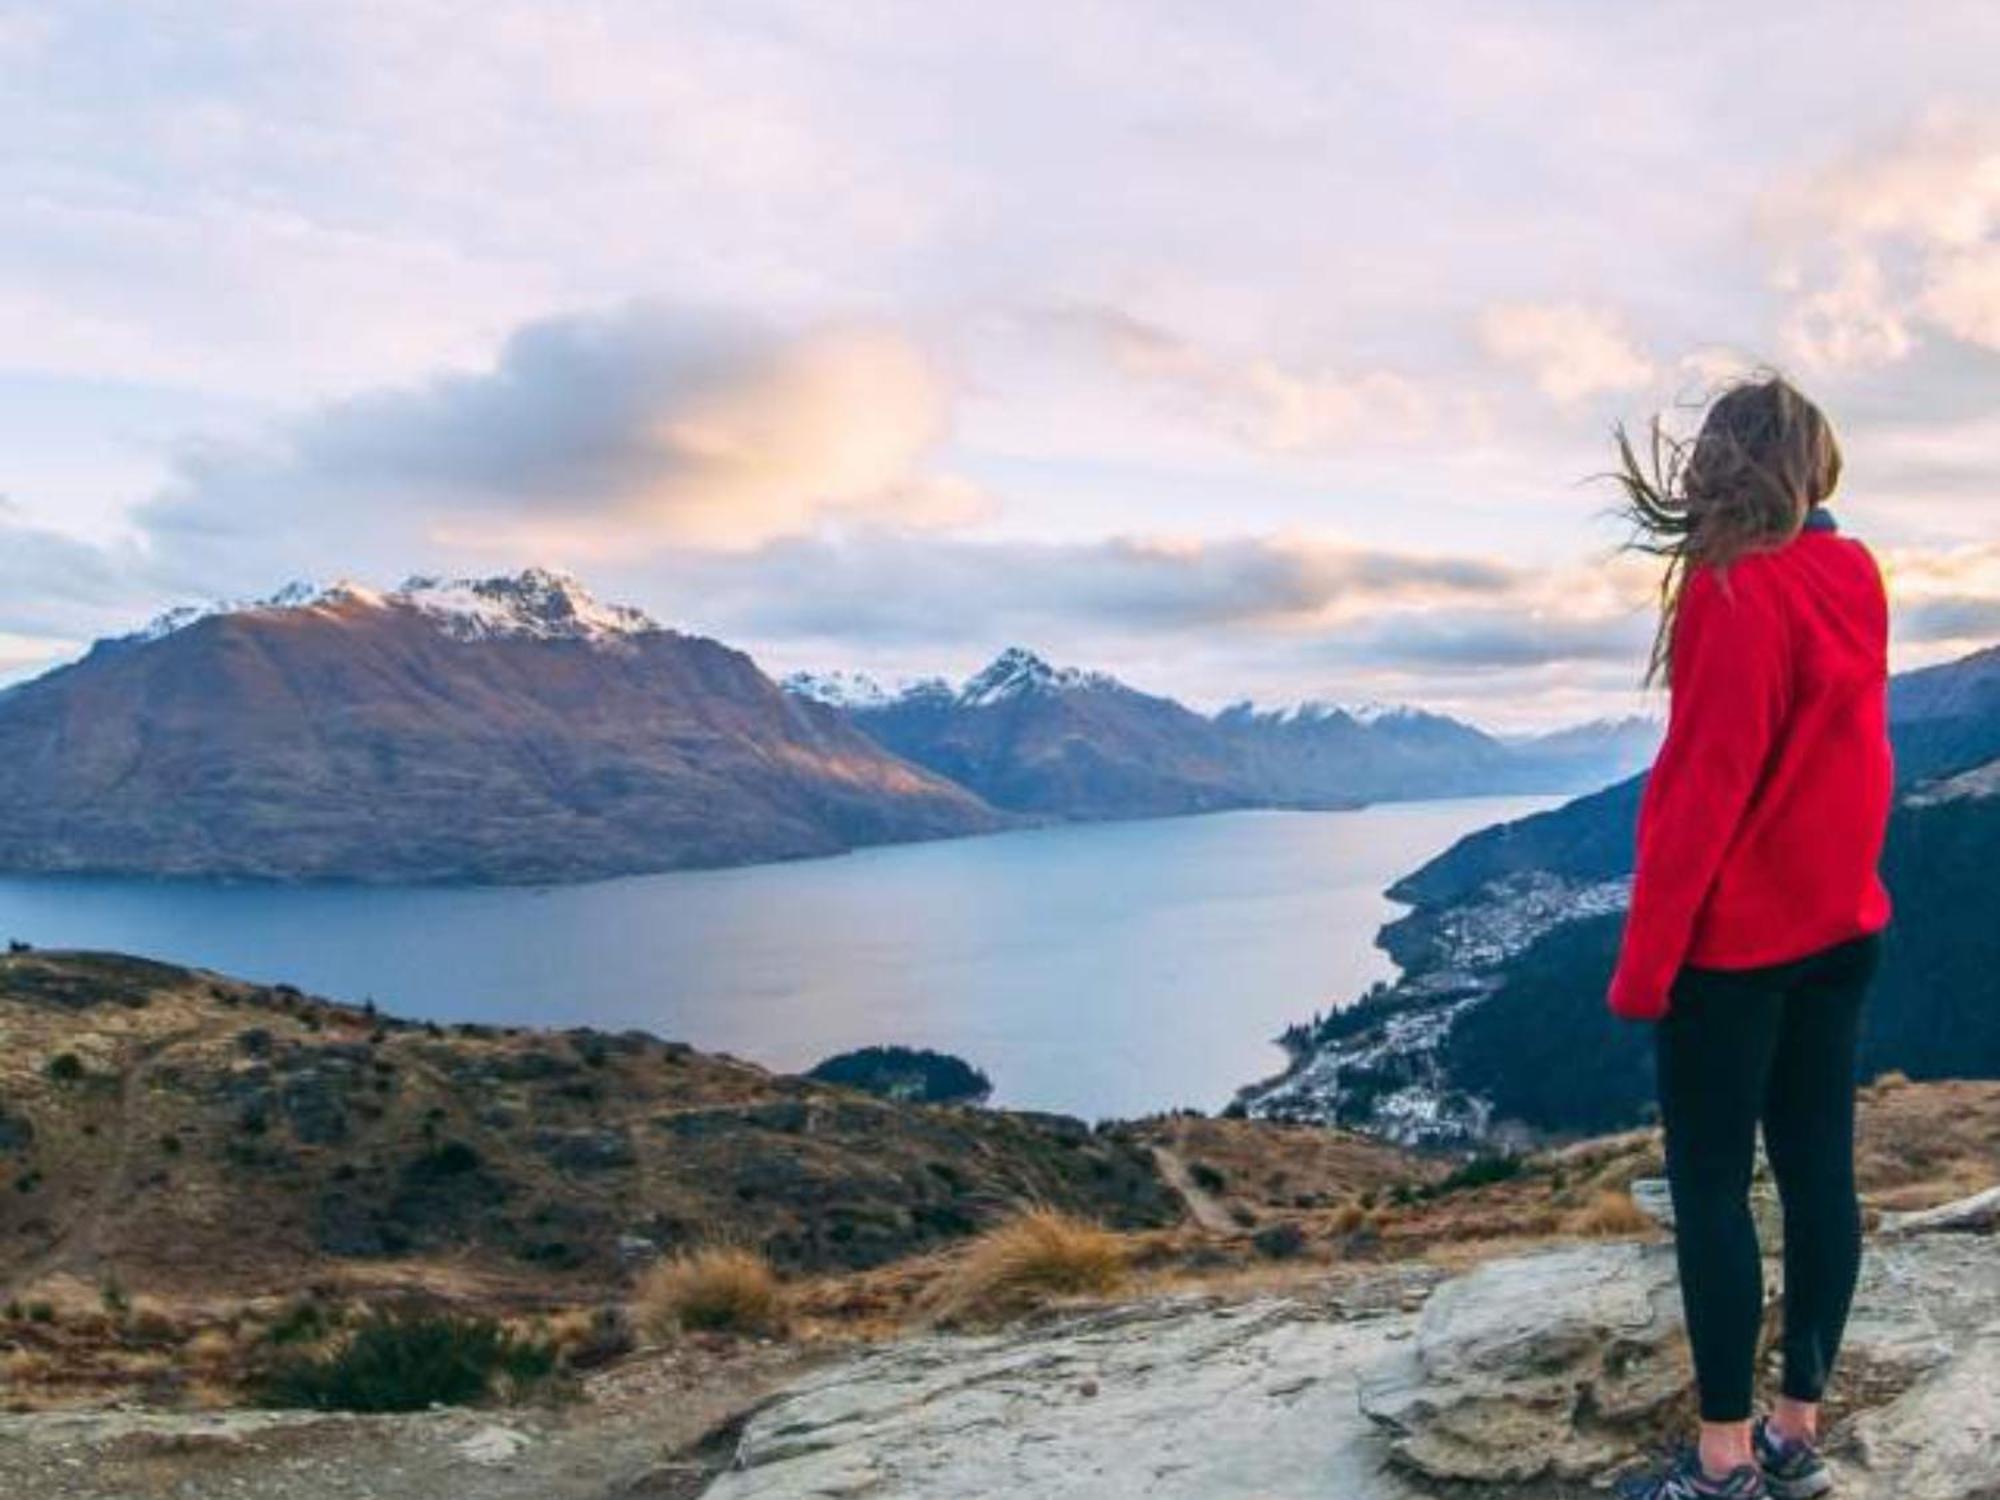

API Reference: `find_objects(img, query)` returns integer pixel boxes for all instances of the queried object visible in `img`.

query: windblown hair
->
[1611,374,1842,684]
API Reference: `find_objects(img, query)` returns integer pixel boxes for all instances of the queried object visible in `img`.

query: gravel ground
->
[0,1340,818,1500]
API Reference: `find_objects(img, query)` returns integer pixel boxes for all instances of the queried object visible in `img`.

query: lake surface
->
[0,797,1555,1120]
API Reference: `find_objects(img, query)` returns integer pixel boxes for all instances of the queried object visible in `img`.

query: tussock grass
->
[1328,1201,1372,1235]
[924,1207,1129,1325]
[635,1248,788,1339]
[1568,1188,1656,1238]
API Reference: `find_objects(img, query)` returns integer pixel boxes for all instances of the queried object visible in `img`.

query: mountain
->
[789,649,1659,821]
[1218,700,1514,803]
[0,570,1003,884]
[1239,641,2000,1145]
[797,648,1254,819]
[1500,716,1662,790]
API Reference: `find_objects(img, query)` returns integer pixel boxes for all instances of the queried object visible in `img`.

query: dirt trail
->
[1150,1145,1238,1234]
[10,1025,201,1292]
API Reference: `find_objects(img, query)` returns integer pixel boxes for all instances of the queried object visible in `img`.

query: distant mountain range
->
[786,650,1659,818]
[0,570,1000,883]
[1240,642,2000,1146]
[0,570,1660,885]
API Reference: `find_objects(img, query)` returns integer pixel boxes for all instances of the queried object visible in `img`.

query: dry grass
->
[1568,1189,1658,1238]
[634,1249,787,1339]
[1328,1201,1369,1235]
[923,1208,1129,1326]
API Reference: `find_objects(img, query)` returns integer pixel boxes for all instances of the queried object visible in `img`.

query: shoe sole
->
[1765,1469,1833,1500]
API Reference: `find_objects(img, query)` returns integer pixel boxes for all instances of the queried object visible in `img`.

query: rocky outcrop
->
[1878,1183,2000,1237]
[1359,1229,2000,1496]
[703,1191,2000,1500]
[1849,1332,2000,1500]
[705,1285,1436,1500]
[1358,1242,1694,1481]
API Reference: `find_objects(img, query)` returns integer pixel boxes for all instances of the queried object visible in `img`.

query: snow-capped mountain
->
[782,669,898,711]
[1226,699,1444,730]
[957,647,1119,707]
[811,648,1247,819]
[785,650,1121,715]
[782,647,1674,821]
[0,570,999,884]
[127,568,661,649]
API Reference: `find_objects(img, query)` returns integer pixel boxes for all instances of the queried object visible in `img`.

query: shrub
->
[1434,1154,1524,1195]
[1251,1222,1308,1261]
[634,1249,786,1339]
[1188,1161,1227,1194]
[258,1307,554,1412]
[1569,1189,1656,1239]
[263,1296,340,1347]
[45,1053,85,1084]
[1328,1201,1369,1235]
[925,1208,1128,1325]
[547,1305,635,1370]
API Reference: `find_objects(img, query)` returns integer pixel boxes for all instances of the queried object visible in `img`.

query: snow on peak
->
[783,669,895,710]
[127,579,332,642]
[392,568,659,643]
[958,648,1117,707]
[1219,698,1428,729]
[1348,700,1423,726]
[123,569,661,647]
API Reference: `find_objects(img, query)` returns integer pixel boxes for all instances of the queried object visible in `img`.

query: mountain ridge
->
[0,570,1003,884]
[790,646,1661,818]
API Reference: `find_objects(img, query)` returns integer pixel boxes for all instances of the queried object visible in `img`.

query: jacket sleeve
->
[1607,564,1790,1021]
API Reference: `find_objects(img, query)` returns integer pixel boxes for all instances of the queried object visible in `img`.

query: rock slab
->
[702,1207,2000,1500]
[705,1295,1425,1500]
[1358,1242,1692,1481]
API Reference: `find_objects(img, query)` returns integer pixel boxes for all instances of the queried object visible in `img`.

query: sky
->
[3,1,1998,728]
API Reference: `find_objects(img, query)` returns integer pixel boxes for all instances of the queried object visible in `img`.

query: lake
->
[0,797,1555,1120]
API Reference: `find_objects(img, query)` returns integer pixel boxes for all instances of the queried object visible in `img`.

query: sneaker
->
[1615,1447,1768,1500]
[1754,1416,1833,1499]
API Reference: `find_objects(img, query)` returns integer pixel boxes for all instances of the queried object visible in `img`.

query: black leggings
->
[1656,932,1880,1423]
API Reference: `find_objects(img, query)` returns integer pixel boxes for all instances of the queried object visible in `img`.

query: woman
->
[1608,376,1893,1500]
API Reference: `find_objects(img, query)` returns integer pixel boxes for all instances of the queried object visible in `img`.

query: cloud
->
[0,503,145,640]
[642,530,1529,651]
[1476,302,1655,403]
[1766,108,2000,369]
[135,306,986,578]
[1321,608,1652,672]
[1778,251,1914,372]
[1900,594,2000,642]
[1920,245,2000,348]
[1044,305,1452,451]
[1879,540,2000,646]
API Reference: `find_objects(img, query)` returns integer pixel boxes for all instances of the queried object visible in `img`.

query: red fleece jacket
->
[1607,520,1894,1021]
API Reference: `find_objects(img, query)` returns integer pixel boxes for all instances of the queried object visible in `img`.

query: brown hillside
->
[0,574,1002,883]
[0,951,1174,1299]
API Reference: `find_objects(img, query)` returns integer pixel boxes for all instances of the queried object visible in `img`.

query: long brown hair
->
[1611,374,1843,684]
